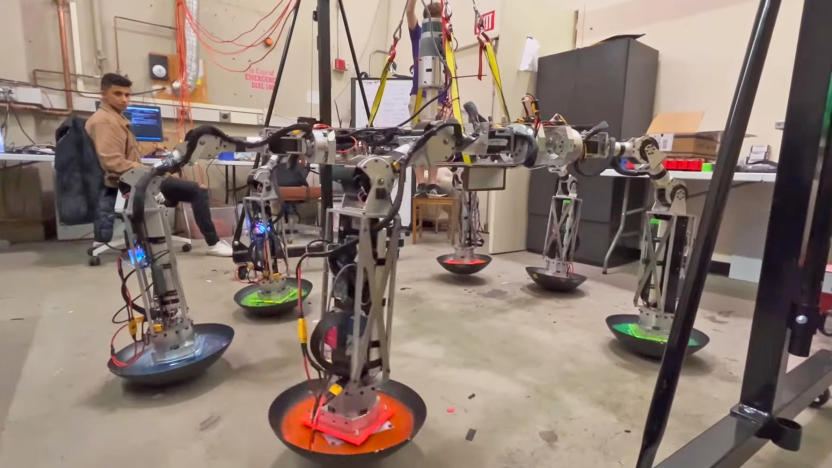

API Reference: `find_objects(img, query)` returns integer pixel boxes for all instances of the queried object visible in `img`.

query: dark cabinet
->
[527,38,658,267]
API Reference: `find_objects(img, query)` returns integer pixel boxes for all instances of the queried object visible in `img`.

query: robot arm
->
[613,136,688,214]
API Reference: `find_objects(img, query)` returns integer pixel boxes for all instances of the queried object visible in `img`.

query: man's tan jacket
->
[85,103,142,188]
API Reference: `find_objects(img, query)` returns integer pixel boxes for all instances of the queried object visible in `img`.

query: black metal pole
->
[738,0,832,410]
[655,4,832,461]
[635,1,782,466]
[337,0,370,120]
[317,0,333,230]
[265,0,302,128]
[791,84,832,357]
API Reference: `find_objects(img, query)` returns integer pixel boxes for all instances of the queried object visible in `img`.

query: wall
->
[572,0,804,267]
[486,0,576,254]
[16,0,389,121]
[1,0,390,235]
[578,0,802,159]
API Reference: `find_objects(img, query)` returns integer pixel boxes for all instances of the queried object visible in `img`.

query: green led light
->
[613,322,699,347]
[240,287,302,307]
[650,218,661,226]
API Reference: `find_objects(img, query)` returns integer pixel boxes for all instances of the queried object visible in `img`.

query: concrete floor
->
[1,233,831,467]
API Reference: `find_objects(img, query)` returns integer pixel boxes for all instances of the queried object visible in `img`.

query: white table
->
[0,153,164,165]
[0,153,56,163]
[599,169,777,280]
[599,168,776,182]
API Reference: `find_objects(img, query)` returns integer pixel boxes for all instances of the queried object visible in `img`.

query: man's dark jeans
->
[94,177,219,245]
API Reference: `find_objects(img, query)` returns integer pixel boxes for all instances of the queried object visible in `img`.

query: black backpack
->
[54,117,103,225]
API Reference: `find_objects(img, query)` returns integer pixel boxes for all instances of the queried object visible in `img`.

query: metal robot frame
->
[171,107,619,457]
[107,156,234,386]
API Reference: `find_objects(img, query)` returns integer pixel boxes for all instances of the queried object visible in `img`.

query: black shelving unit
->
[528,38,657,267]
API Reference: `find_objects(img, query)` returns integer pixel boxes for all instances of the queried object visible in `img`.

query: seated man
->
[87,72,232,257]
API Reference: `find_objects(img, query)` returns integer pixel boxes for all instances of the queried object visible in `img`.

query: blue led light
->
[129,246,148,267]
[253,221,270,236]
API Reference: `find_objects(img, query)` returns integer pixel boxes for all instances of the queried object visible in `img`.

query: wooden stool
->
[412,196,459,244]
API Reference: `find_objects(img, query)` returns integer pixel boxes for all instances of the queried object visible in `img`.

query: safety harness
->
[474,2,511,122]
[367,5,406,127]
[368,0,512,167]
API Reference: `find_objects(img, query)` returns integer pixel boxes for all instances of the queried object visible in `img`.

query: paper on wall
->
[518,35,540,72]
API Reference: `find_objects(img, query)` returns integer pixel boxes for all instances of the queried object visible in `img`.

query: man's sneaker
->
[207,239,233,257]
[427,184,446,197]
[415,183,428,198]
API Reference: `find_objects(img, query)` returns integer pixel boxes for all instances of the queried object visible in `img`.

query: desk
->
[598,169,776,183]
[0,153,162,165]
[0,153,56,163]
[599,169,777,281]
[209,159,255,205]
[412,196,459,244]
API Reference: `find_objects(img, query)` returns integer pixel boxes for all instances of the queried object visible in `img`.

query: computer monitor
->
[124,105,164,142]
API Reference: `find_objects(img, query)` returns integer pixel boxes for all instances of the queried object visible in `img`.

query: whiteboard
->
[351,78,414,229]
[352,78,413,128]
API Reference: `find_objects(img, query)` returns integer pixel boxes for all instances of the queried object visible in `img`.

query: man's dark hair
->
[100,73,132,90]
[423,2,442,18]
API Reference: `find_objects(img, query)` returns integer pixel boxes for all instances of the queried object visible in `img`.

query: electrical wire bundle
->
[234,211,291,285]
[110,253,149,368]
[109,247,171,368]
[172,0,298,136]
[179,0,296,74]
[174,0,195,136]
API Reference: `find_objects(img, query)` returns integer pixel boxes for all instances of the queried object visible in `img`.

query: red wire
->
[110,285,146,368]
[184,4,286,56]
[185,0,287,47]
[337,136,358,154]
[302,354,312,380]
[185,0,294,73]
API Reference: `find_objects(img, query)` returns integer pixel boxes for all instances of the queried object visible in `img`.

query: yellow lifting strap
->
[444,36,472,165]
[412,87,423,124]
[367,3,407,127]
[481,39,511,122]
[473,0,510,122]
[368,58,393,127]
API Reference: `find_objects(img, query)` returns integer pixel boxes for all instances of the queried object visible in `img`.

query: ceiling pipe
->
[90,0,107,74]
[68,0,85,91]
[55,0,74,111]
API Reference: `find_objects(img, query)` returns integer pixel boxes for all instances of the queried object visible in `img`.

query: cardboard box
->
[646,111,721,160]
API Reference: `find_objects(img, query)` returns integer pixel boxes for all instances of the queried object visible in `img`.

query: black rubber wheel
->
[88,256,101,266]
[86,247,94,256]
[182,243,192,252]
[810,388,830,408]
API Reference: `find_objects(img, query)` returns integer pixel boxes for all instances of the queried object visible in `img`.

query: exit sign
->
[474,10,495,35]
